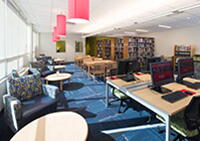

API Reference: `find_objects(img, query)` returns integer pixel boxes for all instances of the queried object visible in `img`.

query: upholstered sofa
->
[3,72,59,132]
[36,56,52,63]
[30,60,55,77]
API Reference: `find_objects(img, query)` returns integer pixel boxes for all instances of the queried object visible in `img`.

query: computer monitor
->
[150,61,174,93]
[177,58,194,82]
[127,59,140,74]
[117,59,140,75]
[147,57,162,71]
[117,59,129,75]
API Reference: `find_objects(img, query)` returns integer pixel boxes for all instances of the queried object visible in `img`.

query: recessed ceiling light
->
[186,17,191,19]
[158,24,171,29]
[124,31,136,35]
[136,29,149,33]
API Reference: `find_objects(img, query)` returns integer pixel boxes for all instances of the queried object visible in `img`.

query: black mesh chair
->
[157,96,200,141]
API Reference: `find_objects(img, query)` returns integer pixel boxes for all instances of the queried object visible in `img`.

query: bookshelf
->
[96,36,155,65]
[111,38,115,60]
[115,38,124,60]
[96,39,112,59]
[126,36,155,69]
[193,55,200,78]
[97,40,104,58]
[173,45,195,70]
[104,39,111,59]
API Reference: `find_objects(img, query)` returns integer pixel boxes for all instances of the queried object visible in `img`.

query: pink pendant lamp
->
[52,26,60,42]
[57,14,67,36]
[68,0,89,23]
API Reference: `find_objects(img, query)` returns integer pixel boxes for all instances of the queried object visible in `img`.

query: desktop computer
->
[150,61,190,103]
[176,57,200,89]
[117,59,140,82]
[150,61,174,93]
[146,57,162,72]
[177,57,194,82]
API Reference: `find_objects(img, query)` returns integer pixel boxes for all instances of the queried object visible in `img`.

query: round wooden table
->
[54,65,66,70]
[45,73,72,90]
[54,58,65,64]
[11,112,88,141]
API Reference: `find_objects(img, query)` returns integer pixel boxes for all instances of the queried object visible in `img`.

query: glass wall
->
[0,0,37,79]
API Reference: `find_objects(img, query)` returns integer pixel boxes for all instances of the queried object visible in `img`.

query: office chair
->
[109,88,131,113]
[107,68,130,113]
[157,96,200,141]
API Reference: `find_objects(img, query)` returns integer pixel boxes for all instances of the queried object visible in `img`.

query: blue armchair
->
[30,61,55,77]
[3,74,59,132]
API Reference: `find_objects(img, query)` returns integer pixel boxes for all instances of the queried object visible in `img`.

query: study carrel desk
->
[105,74,200,141]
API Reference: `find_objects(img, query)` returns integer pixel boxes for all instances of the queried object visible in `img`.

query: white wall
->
[143,25,200,56]
[39,33,86,62]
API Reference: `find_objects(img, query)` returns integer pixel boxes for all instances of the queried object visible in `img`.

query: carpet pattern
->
[0,63,183,141]
[62,64,176,141]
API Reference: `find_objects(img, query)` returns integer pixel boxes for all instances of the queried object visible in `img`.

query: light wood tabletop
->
[11,112,88,141]
[54,58,65,63]
[54,65,66,70]
[183,77,200,83]
[107,73,151,87]
[45,73,71,90]
[129,82,200,116]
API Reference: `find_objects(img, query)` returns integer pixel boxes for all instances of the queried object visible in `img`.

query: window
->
[0,63,6,79]
[0,0,5,60]
[7,60,18,74]
[0,1,38,79]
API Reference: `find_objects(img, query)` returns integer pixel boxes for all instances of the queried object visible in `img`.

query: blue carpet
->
[61,64,178,141]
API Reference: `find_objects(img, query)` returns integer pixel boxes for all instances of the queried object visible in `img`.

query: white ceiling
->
[13,0,200,37]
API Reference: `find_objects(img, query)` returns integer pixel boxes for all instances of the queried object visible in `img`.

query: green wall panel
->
[86,36,113,57]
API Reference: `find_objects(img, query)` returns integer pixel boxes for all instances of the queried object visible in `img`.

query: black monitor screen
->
[127,59,140,73]
[178,58,194,79]
[147,57,162,71]
[117,59,140,75]
[117,59,128,75]
[150,61,174,87]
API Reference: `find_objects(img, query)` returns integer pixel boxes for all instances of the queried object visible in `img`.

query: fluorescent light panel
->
[158,24,171,29]
[124,31,137,35]
[136,29,149,33]
[179,4,200,12]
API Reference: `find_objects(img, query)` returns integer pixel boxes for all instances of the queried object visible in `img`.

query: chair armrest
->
[4,95,22,132]
[47,65,54,72]
[42,84,59,99]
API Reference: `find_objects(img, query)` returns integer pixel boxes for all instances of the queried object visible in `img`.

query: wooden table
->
[83,60,116,79]
[54,58,65,64]
[104,74,200,141]
[11,112,88,141]
[45,73,71,90]
[54,65,66,70]
[183,77,200,83]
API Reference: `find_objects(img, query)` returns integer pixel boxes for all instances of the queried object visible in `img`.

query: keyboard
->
[118,75,136,82]
[162,91,188,103]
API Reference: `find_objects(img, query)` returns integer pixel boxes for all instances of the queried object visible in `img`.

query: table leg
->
[88,66,90,79]
[46,80,48,85]
[106,82,110,107]
[165,115,170,141]
[60,81,63,91]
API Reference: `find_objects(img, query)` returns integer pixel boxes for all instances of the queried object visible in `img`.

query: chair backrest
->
[92,63,106,73]
[93,58,103,61]
[184,96,200,131]
[8,74,43,101]
[83,58,93,63]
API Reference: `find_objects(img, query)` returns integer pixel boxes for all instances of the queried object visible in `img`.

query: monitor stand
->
[151,86,172,94]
